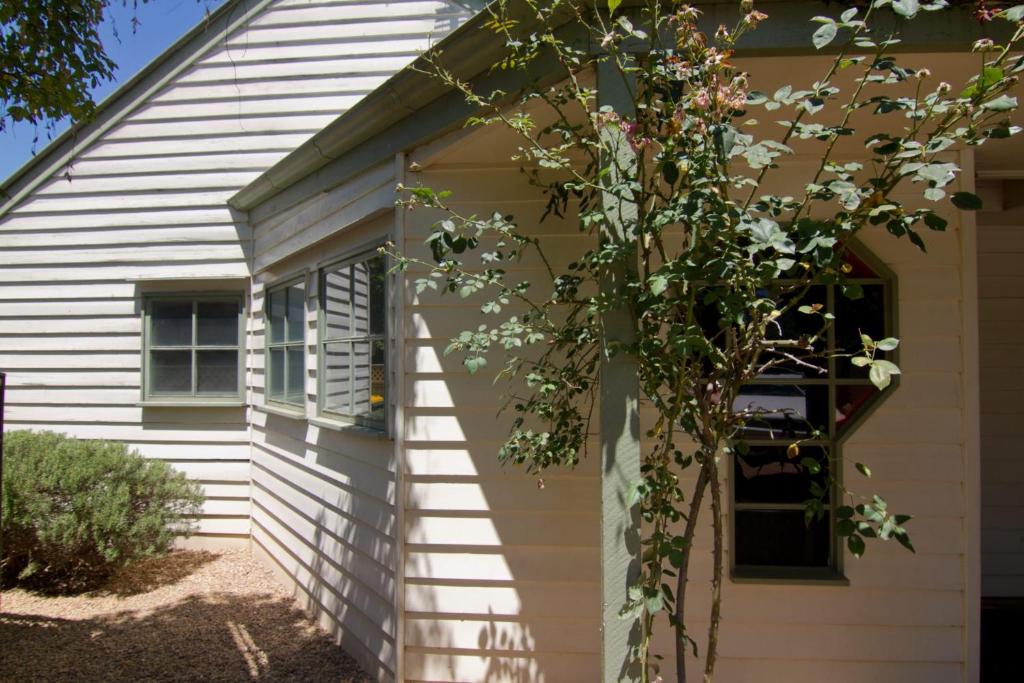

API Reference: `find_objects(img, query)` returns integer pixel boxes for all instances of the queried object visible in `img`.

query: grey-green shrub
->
[1,430,204,589]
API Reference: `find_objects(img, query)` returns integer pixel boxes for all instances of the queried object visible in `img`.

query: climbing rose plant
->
[386,1,1024,680]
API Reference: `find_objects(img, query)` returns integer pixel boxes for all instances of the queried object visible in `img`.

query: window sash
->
[317,250,388,429]
[266,279,306,407]
[731,267,895,579]
[144,295,243,400]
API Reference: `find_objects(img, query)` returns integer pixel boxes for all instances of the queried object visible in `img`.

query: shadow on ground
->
[0,552,369,683]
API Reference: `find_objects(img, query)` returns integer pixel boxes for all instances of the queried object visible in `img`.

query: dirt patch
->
[0,549,372,682]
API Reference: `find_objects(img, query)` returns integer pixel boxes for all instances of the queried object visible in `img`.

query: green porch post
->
[597,58,642,682]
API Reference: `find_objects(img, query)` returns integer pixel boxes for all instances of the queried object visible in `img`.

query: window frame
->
[729,242,898,583]
[264,274,308,410]
[141,292,246,405]
[316,246,389,432]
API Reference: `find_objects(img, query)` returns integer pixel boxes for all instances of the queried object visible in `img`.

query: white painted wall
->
[0,0,470,542]
[248,157,400,679]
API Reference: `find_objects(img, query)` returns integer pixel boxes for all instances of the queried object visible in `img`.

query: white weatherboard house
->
[1,1,1023,681]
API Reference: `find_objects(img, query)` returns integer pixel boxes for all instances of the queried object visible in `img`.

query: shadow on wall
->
[400,341,603,682]
[0,589,369,682]
[252,409,399,680]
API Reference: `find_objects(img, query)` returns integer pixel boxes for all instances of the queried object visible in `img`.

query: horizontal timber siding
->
[249,181,400,680]
[400,117,971,681]
[0,0,469,545]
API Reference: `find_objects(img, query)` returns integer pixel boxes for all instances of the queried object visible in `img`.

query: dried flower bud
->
[973,38,995,52]
[915,68,931,80]
[938,82,951,95]
[741,0,754,12]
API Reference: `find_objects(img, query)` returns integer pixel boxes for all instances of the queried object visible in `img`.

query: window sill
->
[137,399,247,408]
[309,416,388,440]
[255,402,307,420]
[731,567,849,586]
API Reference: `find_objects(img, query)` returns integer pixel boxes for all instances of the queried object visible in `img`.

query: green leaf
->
[923,212,948,231]
[869,362,893,390]
[982,94,1017,112]
[893,0,920,18]
[856,462,872,478]
[847,534,866,557]
[607,0,622,16]
[645,591,664,615]
[951,192,983,210]
[851,356,871,367]
[1004,5,1024,22]
[464,356,487,375]
[649,275,669,296]
[812,21,838,50]
[876,337,900,351]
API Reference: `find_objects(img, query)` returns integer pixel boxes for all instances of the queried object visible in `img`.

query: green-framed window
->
[266,278,306,407]
[318,250,387,430]
[731,247,896,581]
[142,294,244,400]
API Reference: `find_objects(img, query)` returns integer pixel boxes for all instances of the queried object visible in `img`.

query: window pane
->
[734,445,829,505]
[268,348,284,401]
[835,284,887,377]
[286,346,305,404]
[836,384,878,434]
[151,301,192,347]
[197,301,239,346]
[323,342,352,414]
[352,261,370,336]
[761,285,827,377]
[268,289,286,345]
[196,350,237,394]
[287,283,305,343]
[369,256,386,336]
[734,384,829,439]
[323,268,352,340]
[352,341,371,416]
[150,350,192,394]
[734,509,830,567]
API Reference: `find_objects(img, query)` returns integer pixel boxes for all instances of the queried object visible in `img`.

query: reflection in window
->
[266,280,306,407]
[733,246,893,576]
[319,253,387,428]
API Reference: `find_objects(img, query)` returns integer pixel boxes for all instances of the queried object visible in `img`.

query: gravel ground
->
[0,549,372,683]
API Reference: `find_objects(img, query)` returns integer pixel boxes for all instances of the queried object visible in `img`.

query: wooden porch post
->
[596,58,643,683]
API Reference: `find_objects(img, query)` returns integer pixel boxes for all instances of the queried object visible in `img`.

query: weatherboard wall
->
[0,0,470,542]
[397,84,974,681]
[247,162,400,680]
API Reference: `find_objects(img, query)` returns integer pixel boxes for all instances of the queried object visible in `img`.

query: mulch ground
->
[0,549,372,682]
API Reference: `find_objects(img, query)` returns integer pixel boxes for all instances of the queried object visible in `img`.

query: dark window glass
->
[286,346,305,404]
[733,248,892,576]
[734,445,829,505]
[286,283,305,343]
[735,510,830,567]
[197,301,239,346]
[146,297,241,399]
[268,289,286,345]
[197,350,238,394]
[151,301,192,346]
[835,284,887,378]
[269,348,285,399]
[266,281,305,407]
[150,350,192,394]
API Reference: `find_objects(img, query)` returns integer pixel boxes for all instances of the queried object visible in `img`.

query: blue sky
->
[1,0,227,182]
